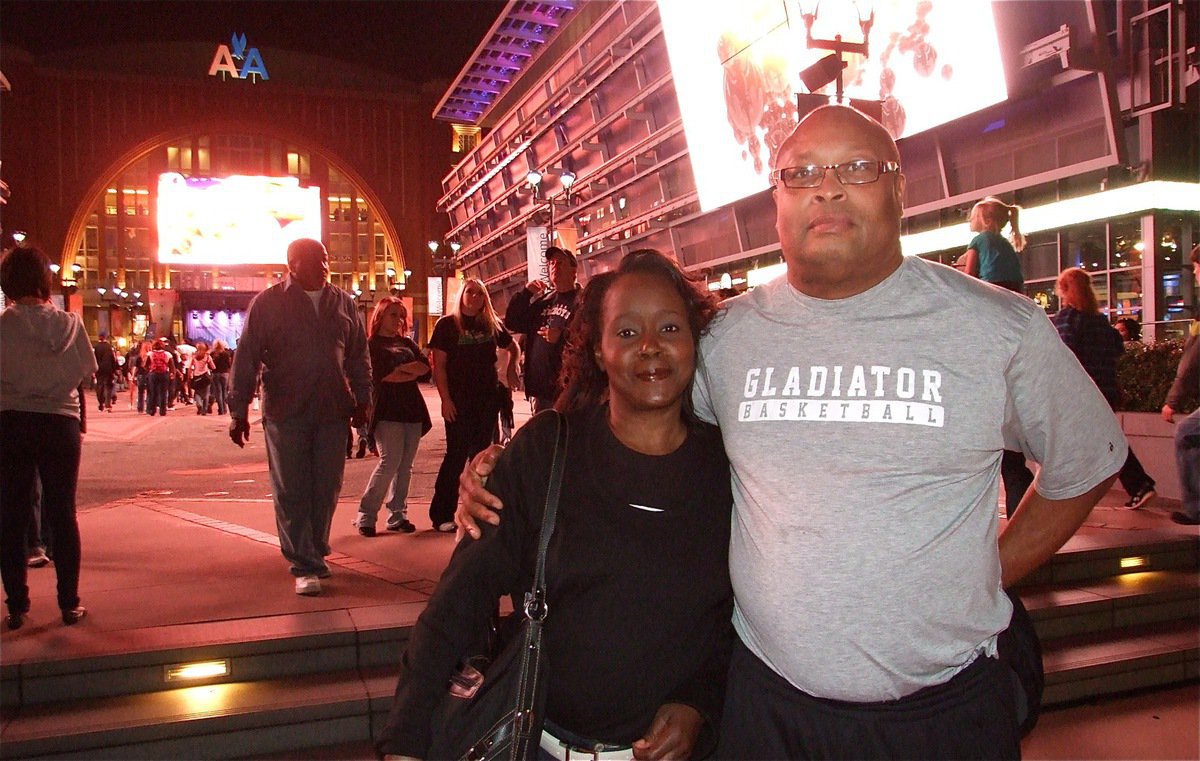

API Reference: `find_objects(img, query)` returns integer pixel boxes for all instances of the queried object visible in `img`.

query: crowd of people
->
[2,105,1197,759]
[88,334,237,417]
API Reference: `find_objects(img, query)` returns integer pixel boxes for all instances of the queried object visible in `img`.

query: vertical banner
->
[551,225,578,257]
[148,288,178,339]
[427,277,444,316]
[526,225,550,284]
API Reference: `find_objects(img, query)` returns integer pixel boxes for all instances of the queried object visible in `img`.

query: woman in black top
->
[427,279,520,532]
[378,250,734,760]
[354,297,432,536]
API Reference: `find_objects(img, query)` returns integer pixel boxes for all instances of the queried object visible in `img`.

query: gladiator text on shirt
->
[738,365,945,427]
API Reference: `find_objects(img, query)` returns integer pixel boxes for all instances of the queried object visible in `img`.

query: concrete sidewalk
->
[1,384,1195,658]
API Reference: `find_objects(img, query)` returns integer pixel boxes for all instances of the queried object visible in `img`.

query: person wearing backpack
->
[146,338,174,416]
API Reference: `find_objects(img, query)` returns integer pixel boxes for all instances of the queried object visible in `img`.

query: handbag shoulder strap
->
[524,410,567,621]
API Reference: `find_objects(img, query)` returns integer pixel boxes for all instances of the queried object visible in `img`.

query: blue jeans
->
[136,374,149,412]
[357,421,423,526]
[210,372,229,414]
[1177,409,1200,520]
[0,411,83,615]
[148,372,170,415]
[262,415,348,577]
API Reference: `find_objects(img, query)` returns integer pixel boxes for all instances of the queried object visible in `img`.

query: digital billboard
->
[157,173,322,265]
[658,0,1008,211]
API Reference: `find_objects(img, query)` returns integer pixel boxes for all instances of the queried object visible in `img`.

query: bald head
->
[776,106,900,172]
[287,238,329,291]
[772,104,906,299]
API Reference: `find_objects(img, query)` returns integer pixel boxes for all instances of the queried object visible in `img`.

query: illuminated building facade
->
[1,40,457,345]
[436,0,1198,340]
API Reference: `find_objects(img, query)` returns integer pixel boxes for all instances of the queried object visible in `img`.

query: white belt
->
[539,729,632,761]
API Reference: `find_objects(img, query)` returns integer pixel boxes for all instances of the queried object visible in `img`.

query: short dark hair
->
[1115,317,1141,341]
[555,248,721,422]
[0,247,54,301]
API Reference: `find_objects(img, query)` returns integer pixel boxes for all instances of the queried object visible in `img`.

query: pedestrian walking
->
[1,246,96,629]
[228,238,371,596]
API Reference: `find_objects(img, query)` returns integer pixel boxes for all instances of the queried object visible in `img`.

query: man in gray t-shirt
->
[458,106,1124,758]
[693,106,1122,759]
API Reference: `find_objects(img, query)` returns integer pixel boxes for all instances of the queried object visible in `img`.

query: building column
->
[1141,212,1159,343]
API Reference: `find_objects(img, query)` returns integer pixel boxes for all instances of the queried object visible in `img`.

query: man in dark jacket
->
[93,332,117,412]
[504,246,580,412]
[228,238,371,596]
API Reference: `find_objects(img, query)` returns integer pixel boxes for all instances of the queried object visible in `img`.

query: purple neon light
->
[434,0,576,124]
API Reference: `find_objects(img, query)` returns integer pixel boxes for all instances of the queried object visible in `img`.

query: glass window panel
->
[1110,269,1144,321]
[1021,232,1059,281]
[1064,224,1106,272]
[1109,218,1144,273]
[1091,272,1111,316]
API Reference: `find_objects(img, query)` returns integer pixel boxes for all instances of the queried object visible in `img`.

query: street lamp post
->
[795,0,877,114]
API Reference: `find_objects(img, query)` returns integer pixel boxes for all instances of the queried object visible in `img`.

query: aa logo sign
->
[209,33,269,83]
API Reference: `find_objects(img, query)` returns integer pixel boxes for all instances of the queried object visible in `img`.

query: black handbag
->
[427,412,568,761]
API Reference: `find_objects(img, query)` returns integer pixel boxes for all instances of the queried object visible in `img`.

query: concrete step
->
[1021,569,1200,640]
[1,603,420,709]
[1041,619,1199,706]
[1,539,1195,758]
[0,666,397,760]
[1018,534,1198,587]
[4,623,1195,759]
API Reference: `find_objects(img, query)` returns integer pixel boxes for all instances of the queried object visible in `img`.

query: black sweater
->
[377,405,734,757]
[369,335,432,432]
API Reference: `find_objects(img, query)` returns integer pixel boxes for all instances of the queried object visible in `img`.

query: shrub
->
[1116,338,1198,413]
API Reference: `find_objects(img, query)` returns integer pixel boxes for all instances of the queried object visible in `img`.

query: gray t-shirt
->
[693,256,1126,702]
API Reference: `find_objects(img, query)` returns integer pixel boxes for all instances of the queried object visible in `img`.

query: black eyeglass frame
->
[770,160,901,189]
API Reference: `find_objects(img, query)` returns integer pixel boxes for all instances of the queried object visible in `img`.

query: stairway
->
[1015,530,1199,706]
[1,534,1196,760]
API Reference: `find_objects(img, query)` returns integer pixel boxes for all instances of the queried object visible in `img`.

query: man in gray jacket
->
[229,238,371,595]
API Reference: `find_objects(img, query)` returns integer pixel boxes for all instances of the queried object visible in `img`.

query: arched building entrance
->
[63,128,411,346]
[1,40,457,347]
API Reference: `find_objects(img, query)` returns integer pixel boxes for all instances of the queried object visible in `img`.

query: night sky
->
[0,0,508,83]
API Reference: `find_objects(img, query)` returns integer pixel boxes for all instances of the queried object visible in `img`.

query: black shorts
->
[716,637,1020,760]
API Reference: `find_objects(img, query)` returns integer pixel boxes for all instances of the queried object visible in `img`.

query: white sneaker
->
[436,522,457,533]
[294,575,321,596]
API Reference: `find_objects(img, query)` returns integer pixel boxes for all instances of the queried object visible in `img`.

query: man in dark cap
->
[504,246,581,412]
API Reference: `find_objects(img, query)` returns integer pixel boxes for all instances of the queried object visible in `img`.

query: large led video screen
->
[157,173,322,265]
[658,0,1008,211]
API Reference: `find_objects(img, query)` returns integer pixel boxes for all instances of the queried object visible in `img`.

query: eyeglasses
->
[770,160,901,189]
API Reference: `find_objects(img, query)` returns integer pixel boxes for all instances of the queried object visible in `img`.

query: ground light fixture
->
[164,658,230,683]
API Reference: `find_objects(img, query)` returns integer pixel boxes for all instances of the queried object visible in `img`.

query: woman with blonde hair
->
[959,196,1026,293]
[426,279,520,531]
[960,196,1030,516]
[1053,267,1157,509]
[353,297,431,536]
[189,341,216,415]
